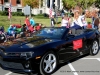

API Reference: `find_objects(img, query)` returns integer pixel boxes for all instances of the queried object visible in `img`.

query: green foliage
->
[0,11,24,16]
[95,0,100,8]
[0,11,8,16]
[12,12,24,16]
[34,14,49,19]
[62,0,96,9]
[23,0,39,8]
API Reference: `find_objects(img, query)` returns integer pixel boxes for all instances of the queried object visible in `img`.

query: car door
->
[59,34,86,62]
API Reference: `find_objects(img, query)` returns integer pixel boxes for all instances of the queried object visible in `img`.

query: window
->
[5,8,8,11]
[17,9,22,12]
[4,0,9,2]
[16,0,21,4]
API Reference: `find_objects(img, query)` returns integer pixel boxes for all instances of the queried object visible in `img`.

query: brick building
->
[0,0,63,15]
[0,0,24,12]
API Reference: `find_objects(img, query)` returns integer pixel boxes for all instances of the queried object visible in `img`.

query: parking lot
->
[0,39,100,75]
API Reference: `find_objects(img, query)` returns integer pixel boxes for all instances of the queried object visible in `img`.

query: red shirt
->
[28,26,34,32]
[25,18,30,27]
[87,24,92,28]
[36,26,41,31]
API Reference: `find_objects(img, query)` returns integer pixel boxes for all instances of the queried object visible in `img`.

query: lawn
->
[0,15,91,31]
[0,16,62,31]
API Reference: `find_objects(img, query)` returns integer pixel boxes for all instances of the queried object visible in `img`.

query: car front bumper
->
[0,56,39,74]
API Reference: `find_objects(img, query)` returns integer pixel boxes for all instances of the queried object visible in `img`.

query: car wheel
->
[90,40,99,55]
[40,51,58,75]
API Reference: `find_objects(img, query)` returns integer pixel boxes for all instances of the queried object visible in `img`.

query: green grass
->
[0,15,91,31]
[0,16,62,31]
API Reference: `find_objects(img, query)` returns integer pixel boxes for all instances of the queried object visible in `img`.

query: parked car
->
[0,27,100,75]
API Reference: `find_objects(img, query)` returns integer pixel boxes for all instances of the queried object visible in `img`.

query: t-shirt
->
[25,18,30,27]
[80,15,87,26]
[28,26,34,32]
[61,19,69,27]
[71,16,85,27]
[30,19,36,26]
[36,26,41,31]
[94,18,99,26]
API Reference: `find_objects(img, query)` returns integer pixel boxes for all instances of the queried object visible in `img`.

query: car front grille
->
[0,58,24,70]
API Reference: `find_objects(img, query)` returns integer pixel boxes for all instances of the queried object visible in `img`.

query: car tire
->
[40,51,58,75]
[90,40,99,55]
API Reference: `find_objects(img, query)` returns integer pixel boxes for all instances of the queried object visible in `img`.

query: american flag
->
[8,3,11,19]
[49,5,53,18]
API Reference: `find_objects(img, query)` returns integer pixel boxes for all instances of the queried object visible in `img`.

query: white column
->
[50,0,53,8]
[60,0,63,10]
[45,0,47,7]
[55,0,57,7]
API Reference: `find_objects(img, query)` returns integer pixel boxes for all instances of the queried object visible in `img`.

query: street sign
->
[24,5,31,15]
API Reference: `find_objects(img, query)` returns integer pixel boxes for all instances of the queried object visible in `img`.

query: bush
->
[34,13,49,19]
[0,11,24,16]
[0,11,8,16]
[12,12,24,16]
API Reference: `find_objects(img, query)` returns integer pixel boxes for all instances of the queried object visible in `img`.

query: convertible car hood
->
[0,36,54,49]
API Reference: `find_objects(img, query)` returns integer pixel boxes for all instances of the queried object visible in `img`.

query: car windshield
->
[36,27,67,39]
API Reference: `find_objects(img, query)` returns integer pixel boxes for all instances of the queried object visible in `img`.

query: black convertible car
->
[0,27,100,75]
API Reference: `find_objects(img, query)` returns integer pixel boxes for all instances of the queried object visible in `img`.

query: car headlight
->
[20,52,34,58]
[4,52,34,58]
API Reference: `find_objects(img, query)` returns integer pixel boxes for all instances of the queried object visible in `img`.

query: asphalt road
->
[0,40,100,75]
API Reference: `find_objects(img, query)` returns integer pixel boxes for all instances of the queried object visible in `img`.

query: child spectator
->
[25,15,31,29]
[7,25,16,38]
[0,26,5,32]
[20,24,27,37]
[30,17,36,26]
[36,24,42,31]
[28,25,34,33]
[87,22,92,29]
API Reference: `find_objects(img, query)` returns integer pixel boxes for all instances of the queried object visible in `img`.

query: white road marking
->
[5,72,12,75]
[68,62,78,75]
[81,58,99,60]
[97,58,100,62]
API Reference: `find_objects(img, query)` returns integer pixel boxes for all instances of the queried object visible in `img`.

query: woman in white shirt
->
[71,10,84,29]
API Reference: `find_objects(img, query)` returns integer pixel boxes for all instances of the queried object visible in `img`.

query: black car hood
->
[0,36,57,51]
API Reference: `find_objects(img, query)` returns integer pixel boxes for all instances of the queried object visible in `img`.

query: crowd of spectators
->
[60,9,100,31]
[0,15,43,42]
[0,8,100,42]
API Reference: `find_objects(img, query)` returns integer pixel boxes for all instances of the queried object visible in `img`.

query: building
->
[0,0,63,15]
[0,0,24,12]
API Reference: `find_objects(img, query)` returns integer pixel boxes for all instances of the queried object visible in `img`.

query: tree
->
[95,0,100,8]
[62,0,77,9]
[62,0,96,10]
[23,0,39,8]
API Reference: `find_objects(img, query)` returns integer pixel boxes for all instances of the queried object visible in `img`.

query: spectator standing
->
[51,15,56,27]
[98,18,100,32]
[61,9,65,19]
[91,10,99,29]
[98,9,100,18]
